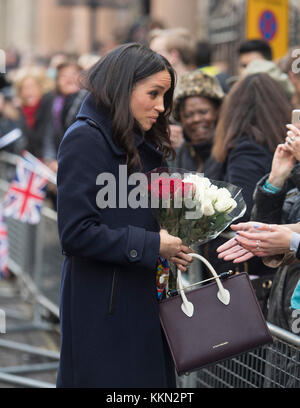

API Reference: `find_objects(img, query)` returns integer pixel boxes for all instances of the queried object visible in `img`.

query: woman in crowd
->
[43,62,83,165]
[14,66,54,158]
[172,70,224,172]
[56,43,193,388]
[202,73,293,277]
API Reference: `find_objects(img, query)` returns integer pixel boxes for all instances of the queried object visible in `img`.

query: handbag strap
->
[176,253,231,318]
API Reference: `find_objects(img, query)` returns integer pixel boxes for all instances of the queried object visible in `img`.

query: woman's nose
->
[155,97,165,113]
[191,113,203,123]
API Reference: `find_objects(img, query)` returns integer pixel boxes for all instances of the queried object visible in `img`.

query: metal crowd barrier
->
[0,151,61,388]
[178,322,300,388]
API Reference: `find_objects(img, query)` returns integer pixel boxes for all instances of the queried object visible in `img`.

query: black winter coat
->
[176,138,213,172]
[251,163,300,225]
[56,93,176,388]
[202,137,274,276]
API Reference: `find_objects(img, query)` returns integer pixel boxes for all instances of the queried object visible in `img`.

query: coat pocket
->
[108,267,119,315]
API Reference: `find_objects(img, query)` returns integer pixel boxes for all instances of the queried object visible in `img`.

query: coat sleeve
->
[57,122,160,271]
[226,141,273,221]
[290,163,300,191]
[251,174,288,224]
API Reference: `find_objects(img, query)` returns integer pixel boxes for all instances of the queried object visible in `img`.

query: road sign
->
[246,0,289,60]
[57,0,133,8]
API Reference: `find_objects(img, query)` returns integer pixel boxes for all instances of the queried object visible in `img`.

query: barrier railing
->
[0,151,61,388]
[178,321,300,388]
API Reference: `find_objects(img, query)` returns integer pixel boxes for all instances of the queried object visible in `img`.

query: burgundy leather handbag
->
[159,253,272,376]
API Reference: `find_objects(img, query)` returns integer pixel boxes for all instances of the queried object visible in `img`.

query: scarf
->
[22,101,41,129]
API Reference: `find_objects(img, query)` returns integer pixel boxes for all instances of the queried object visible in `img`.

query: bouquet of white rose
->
[146,167,246,292]
[147,168,246,246]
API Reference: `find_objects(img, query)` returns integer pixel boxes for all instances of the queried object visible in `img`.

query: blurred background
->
[0,0,299,76]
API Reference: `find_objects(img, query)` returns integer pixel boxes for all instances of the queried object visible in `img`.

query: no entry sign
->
[246,0,289,60]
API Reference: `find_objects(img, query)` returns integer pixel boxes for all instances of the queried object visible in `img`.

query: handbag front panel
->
[158,272,272,375]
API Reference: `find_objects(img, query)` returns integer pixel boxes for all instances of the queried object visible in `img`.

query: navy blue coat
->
[56,93,176,388]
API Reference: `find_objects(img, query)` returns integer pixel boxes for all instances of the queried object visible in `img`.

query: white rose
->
[205,184,219,201]
[225,198,237,213]
[202,199,215,216]
[214,197,237,213]
[183,175,211,198]
[215,188,231,200]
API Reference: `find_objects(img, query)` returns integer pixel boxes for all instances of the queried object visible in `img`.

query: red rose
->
[174,181,195,200]
[149,177,182,200]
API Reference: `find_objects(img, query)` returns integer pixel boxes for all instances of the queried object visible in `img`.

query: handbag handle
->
[176,253,230,318]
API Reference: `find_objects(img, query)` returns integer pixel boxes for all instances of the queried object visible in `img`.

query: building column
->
[150,0,198,35]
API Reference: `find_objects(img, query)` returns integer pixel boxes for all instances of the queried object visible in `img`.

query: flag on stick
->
[0,203,9,277]
[3,154,48,224]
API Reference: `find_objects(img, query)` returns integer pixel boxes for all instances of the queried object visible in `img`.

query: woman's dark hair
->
[238,39,273,61]
[84,43,176,173]
[212,73,293,162]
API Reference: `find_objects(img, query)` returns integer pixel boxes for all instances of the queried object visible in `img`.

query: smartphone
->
[292,109,300,130]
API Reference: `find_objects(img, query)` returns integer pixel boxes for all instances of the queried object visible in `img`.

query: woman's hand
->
[217,221,293,262]
[159,229,193,272]
[285,124,300,162]
[217,238,255,263]
[159,229,182,259]
[170,245,193,272]
[169,124,183,149]
[217,221,262,262]
[234,223,293,257]
[268,143,295,188]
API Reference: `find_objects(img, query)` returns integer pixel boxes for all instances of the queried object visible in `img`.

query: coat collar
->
[77,92,143,156]
[76,92,163,159]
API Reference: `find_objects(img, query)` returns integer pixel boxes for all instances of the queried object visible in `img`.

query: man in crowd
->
[238,38,273,75]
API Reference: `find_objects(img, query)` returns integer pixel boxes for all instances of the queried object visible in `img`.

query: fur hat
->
[173,70,225,122]
[244,59,295,98]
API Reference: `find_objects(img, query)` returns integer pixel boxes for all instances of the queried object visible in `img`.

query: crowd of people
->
[1,23,300,386]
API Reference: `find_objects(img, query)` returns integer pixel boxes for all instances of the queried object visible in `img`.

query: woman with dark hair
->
[202,72,293,278]
[56,43,193,388]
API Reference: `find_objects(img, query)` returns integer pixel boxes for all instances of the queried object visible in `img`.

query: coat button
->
[130,249,138,258]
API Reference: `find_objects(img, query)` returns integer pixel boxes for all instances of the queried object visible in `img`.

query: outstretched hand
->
[217,221,293,262]
[217,237,255,263]
[233,223,293,257]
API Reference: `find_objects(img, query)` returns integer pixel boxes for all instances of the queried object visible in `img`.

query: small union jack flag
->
[0,203,9,277]
[3,156,48,224]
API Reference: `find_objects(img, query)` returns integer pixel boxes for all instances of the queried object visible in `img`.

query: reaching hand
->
[169,124,184,149]
[217,221,293,262]
[233,223,293,257]
[217,237,255,263]
[268,143,295,188]
[285,124,300,162]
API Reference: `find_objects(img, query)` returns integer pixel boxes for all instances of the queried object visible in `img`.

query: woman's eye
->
[149,91,158,98]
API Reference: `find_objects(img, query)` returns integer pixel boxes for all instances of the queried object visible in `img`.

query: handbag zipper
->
[108,268,119,315]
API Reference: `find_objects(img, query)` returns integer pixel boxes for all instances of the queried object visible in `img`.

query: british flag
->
[0,203,9,277]
[3,157,48,224]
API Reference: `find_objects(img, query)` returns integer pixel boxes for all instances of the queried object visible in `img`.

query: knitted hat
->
[173,70,225,122]
[244,59,295,98]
